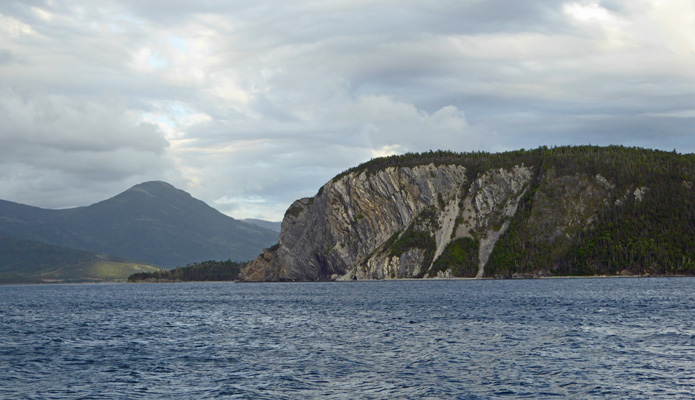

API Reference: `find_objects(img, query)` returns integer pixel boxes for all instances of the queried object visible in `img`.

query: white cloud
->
[565,2,614,23]
[0,0,693,221]
[338,95,491,153]
[31,6,53,22]
[0,13,34,37]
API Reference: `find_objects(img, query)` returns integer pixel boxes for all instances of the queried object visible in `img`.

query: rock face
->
[242,147,695,281]
[242,163,533,281]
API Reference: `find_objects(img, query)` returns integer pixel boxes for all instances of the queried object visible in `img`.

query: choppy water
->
[2,278,695,399]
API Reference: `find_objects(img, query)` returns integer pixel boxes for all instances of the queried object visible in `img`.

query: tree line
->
[128,260,246,282]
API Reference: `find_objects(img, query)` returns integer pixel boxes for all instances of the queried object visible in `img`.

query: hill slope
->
[243,219,282,232]
[0,181,278,268]
[242,146,695,281]
[0,236,160,283]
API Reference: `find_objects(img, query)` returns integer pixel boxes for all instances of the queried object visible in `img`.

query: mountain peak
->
[129,180,174,191]
[123,181,188,201]
[134,180,175,189]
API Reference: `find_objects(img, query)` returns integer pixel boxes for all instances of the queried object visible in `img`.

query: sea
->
[2,278,695,399]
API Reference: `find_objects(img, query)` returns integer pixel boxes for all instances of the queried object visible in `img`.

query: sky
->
[1,0,694,221]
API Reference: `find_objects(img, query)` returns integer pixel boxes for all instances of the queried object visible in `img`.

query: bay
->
[2,278,695,399]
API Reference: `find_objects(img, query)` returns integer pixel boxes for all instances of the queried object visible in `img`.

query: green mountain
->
[0,236,159,284]
[0,181,278,268]
[242,146,695,281]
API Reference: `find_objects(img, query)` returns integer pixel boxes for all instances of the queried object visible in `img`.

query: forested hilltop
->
[242,146,695,281]
[486,146,695,276]
[128,260,245,283]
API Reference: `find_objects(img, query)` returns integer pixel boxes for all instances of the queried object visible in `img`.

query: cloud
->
[0,13,34,37]
[0,0,693,221]
[168,91,493,219]
[0,49,13,64]
[337,95,493,152]
[0,86,178,208]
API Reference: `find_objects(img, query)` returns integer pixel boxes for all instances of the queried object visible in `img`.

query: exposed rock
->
[634,186,648,202]
[594,174,615,190]
[242,163,533,281]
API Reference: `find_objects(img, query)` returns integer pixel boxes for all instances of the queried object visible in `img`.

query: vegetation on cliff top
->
[334,145,694,187]
[333,147,540,182]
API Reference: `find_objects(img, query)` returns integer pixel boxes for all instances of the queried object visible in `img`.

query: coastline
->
[5,273,693,285]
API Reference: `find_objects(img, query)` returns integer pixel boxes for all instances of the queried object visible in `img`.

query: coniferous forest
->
[127,260,245,282]
[482,146,695,277]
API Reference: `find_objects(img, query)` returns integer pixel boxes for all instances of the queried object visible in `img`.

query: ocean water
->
[2,278,695,399]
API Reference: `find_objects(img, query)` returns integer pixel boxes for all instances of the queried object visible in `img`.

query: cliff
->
[242,146,695,281]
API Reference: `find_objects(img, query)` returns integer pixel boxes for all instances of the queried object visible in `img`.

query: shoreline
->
[4,273,694,286]
[237,273,695,283]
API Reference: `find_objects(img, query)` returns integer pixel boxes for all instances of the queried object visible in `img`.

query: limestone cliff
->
[243,161,535,281]
[241,146,695,280]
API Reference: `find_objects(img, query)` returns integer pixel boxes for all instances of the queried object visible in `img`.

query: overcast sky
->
[1,1,693,221]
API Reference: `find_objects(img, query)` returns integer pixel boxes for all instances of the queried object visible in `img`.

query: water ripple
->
[2,278,695,398]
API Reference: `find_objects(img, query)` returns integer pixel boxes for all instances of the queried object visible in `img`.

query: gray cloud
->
[0,49,12,64]
[0,0,693,220]
[0,86,177,208]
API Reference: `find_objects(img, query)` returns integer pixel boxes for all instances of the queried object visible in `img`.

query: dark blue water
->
[2,278,695,399]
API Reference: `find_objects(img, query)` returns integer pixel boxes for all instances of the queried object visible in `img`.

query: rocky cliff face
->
[242,162,536,281]
[242,147,695,280]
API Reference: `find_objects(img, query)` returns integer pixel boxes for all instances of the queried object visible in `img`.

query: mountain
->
[0,181,279,268]
[241,146,695,281]
[0,236,160,283]
[243,219,282,232]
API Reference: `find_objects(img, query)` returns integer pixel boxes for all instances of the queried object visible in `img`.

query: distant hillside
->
[0,236,159,284]
[0,181,279,268]
[128,260,245,283]
[243,219,282,232]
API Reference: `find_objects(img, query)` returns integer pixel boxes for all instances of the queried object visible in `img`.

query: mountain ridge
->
[0,181,278,269]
